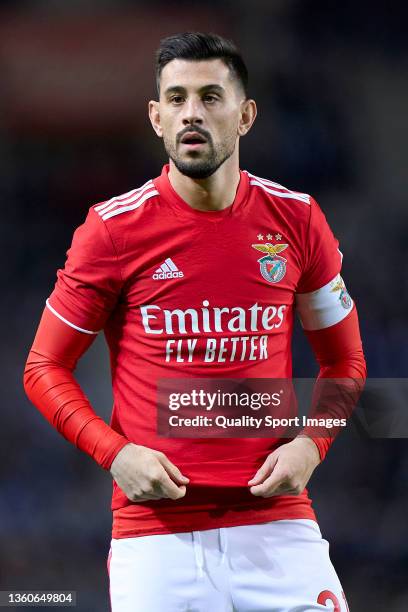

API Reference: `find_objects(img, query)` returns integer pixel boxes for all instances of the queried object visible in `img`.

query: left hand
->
[248,436,321,497]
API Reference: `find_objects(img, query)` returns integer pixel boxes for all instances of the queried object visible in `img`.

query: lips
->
[180,132,207,145]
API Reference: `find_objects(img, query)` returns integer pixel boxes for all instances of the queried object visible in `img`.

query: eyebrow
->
[163,84,225,96]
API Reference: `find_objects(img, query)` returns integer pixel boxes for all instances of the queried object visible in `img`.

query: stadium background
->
[1,1,407,610]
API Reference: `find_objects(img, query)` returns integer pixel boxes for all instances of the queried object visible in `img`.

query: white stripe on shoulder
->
[246,171,310,204]
[46,299,99,335]
[101,189,159,221]
[295,273,354,331]
[95,180,155,215]
[94,186,149,212]
[247,171,305,194]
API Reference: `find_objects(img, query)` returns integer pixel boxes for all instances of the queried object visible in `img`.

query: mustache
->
[176,126,212,145]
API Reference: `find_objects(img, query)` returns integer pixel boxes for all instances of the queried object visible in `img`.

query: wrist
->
[108,440,131,474]
[293,435,321,466]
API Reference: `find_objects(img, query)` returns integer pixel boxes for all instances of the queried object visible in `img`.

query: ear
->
[148,100,163,138]
[238,98,257,137]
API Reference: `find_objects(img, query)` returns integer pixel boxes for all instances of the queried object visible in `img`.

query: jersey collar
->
[153,164,249,220]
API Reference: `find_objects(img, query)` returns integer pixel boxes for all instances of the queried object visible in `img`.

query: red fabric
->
[302,307,367,461]
[48,204,123,334]
[23,307,129,470]
[24,165,363,538]
[111,494,316,538]
[296,194,342,293]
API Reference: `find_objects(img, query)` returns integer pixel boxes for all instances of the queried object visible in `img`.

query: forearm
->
[23,308,129,470]
[300,307,367,461]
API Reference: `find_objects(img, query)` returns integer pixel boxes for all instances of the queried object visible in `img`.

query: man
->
[24,32,366,611]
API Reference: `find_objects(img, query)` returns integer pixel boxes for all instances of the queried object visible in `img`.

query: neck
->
[168,149,241,212]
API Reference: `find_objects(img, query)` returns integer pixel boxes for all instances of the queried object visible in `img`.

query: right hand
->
[110,443,190,502]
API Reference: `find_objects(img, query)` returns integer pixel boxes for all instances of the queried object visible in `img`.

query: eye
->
[170,95,184,104]
[203,94,218,104]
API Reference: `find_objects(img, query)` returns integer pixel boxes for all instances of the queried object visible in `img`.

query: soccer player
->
[24,32,366,611]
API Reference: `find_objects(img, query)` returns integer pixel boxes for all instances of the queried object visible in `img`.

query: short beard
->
[164,135,236,180]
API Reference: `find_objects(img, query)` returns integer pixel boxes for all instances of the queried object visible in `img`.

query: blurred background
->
[1,0,407,610]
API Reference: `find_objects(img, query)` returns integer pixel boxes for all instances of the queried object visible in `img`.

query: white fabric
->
[296,273,354,331]
[108,519,348,611]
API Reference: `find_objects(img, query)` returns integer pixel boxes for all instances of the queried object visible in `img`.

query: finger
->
[249,466,287,496]
[125,490,163,502]
[159,454,190,484]
[157,472,187,500]
[247,453,278,486]
[250,482,292,497]
[132,493,163,502]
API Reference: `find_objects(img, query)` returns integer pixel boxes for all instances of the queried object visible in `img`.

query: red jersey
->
[47,165,347,538]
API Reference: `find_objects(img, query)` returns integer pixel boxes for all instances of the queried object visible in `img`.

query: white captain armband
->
[295,273,354,331]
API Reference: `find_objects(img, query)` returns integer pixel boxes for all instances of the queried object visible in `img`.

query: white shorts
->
[107,519,349,611]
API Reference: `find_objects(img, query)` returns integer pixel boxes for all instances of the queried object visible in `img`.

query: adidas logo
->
[152,258,184,280]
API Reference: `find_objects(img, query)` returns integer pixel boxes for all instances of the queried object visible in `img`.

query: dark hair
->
[155,32,249,98]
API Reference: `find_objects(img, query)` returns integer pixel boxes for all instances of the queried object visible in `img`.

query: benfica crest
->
[252,243,289,283]
[330,276,352,309]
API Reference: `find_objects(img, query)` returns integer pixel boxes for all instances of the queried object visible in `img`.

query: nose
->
[182,97,204,126]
